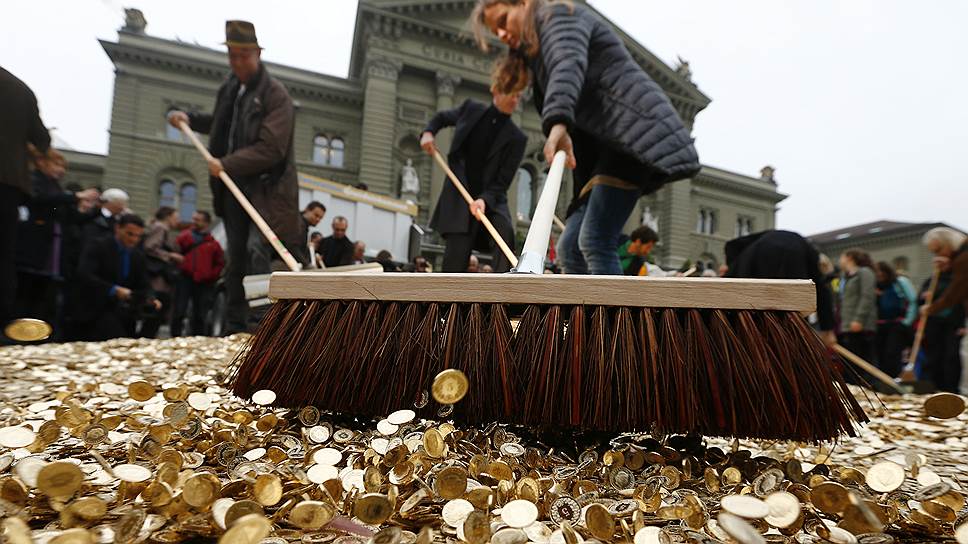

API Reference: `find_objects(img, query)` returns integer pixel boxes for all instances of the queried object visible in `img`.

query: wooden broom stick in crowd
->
[832,343,905,394]
[908,267,941,366]
[431,149,518,268]
[228,151,867,442]
[179,121,301,272]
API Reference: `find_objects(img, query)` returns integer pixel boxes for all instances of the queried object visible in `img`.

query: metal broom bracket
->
[512,150,568,275]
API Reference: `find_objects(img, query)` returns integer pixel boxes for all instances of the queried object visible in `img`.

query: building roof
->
[809,220,954,245]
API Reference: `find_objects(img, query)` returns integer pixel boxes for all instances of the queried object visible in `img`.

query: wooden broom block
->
[267,272,817,312]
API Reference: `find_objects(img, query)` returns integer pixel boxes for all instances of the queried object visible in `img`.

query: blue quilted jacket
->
[528,3,700,186]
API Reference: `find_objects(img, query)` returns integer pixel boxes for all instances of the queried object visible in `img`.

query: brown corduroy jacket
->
[187,64,302,260]
[0,67,50,197]
[928,241,968,316]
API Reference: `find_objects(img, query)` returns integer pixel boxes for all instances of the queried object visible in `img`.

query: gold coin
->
[354,493,392,525]
[69,496,107,521]
[254,474,283,506]
[114,509,146,544]
[811,481,850,515]
[432,369,469,405]
[3,516,32,544]
[37,461,84,498]
[436,466,468,500]
[184,473,221,508]
[488,460,514,482]
[922,500,956,522]
[127,381,155,402]
[225,499,265,529]
[924,393,966,419]
[865,461,905,493]
[585,503,615,540]
[423,428,445,458]
[49,528,95,544]
[141,481,173,507]
[373,527,403,544]
[219,513,271,544]
[4,318,52,342]
[462,510,491,544]
[289,500,335,529]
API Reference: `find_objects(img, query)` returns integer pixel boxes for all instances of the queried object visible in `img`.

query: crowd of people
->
[9,156,227,342]
[819,228,967,393]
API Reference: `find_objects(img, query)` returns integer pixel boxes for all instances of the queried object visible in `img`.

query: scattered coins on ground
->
[0,336,966,543]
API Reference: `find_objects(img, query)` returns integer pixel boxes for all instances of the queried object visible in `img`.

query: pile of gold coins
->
[1,336,967,544]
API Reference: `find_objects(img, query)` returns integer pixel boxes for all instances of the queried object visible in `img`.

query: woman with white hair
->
[919,226,967,393]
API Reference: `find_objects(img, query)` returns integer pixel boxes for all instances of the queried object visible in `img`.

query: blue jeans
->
[557,184,640,275]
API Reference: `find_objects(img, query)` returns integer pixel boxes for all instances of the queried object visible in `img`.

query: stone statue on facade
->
[400,158,420,200]
[642,206,659,232]
[123,8,147,34]
[675,56,692,81]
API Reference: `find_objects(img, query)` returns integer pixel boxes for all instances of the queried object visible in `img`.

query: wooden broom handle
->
[432,149,518,268]
[909,267,941,365]
[179,121,301,272]
[832,343,904,394]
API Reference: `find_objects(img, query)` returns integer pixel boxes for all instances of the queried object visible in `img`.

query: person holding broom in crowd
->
[471,0,700,275]
[167,21,302,334]
[420,86,527,273]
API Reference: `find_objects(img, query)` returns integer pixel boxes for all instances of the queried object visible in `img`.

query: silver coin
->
[549,496,581,526]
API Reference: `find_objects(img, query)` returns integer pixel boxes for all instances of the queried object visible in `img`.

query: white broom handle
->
[515,151,567,274]
[179,121,301,272]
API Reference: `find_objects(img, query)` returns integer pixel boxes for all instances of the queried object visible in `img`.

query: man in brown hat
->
[168,20,301,334]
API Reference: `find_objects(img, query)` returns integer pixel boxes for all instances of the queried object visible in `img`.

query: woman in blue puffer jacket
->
[472,0,700,275]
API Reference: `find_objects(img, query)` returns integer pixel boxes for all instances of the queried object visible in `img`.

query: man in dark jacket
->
[724,230,836,347]
[0,67,52,337]
[319,216,354,268]
[15,149,99,334]
[168,20,301,334]
[171,211,224,337]
[73,214,161,341]
[420,88,526,273]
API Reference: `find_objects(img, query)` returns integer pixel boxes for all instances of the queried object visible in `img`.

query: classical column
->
[657,178,693,268]
[358,55,402,195]
[429,71,461,211]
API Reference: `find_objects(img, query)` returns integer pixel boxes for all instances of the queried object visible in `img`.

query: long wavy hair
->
[470,0,572,95]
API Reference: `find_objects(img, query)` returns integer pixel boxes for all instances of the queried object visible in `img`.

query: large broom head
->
[231,273,868,442]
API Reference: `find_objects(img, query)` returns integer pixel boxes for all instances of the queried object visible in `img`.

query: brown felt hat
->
[224,20,262,49]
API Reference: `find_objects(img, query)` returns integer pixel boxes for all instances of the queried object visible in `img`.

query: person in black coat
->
[319,216,355,268]
[73,214,161,341]
[723,230,836,347]
[473,0,700,275]
[420,87,527,272]
[15,150,99,334]
[0,67,52,336]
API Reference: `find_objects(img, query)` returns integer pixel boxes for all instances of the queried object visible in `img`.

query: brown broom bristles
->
[231,300,867,441]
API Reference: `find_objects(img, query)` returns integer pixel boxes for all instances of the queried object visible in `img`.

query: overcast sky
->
[2,0,965,235]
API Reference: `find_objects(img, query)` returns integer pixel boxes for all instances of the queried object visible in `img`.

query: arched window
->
[313,135,330,165]
[178,183,197,222]
[515,168,533,221]
[159,179,177,208]
[330,138,345,168]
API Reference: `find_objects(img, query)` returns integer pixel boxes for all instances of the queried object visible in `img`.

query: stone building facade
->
[66,0,786,269]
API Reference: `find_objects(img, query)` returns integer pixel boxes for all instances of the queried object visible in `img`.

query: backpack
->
[878,281,908,322]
